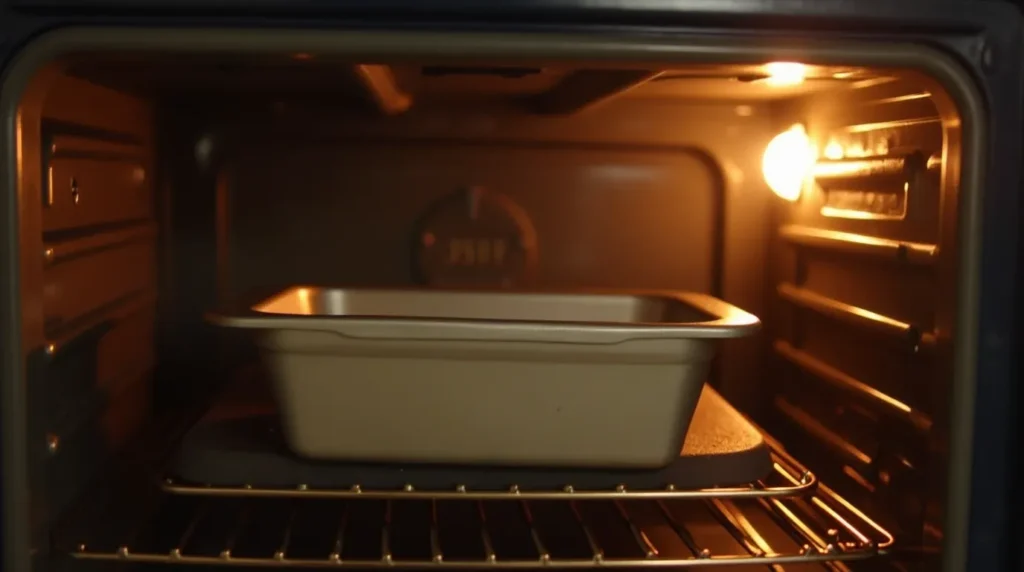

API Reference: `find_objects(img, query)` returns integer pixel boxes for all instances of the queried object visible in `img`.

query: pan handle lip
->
[206,286,761,344]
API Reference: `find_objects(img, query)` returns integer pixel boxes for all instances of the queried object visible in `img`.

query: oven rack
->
[161,453,817,501]
[71,480,892,568]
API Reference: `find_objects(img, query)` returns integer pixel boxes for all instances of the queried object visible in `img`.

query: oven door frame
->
[0,3,1019,572]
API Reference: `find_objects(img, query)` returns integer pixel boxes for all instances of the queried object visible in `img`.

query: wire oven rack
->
[70,481,891,568]
[71,447,893,568]
[160,452,817,501]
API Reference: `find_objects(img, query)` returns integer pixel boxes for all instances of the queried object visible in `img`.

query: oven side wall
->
[764,75,954,559]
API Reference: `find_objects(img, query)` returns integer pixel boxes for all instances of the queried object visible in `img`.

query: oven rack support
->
[161,453,817,501]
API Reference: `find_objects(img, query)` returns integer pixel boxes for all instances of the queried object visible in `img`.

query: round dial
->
[414,187,537,288]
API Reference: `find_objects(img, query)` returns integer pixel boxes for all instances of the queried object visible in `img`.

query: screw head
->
[981,41,997,72]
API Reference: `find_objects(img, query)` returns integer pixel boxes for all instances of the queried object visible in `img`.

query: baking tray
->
[209,287,759,468]
[169,386,774,492]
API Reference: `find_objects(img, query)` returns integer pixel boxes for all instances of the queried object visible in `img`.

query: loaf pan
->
[210,287,760,468]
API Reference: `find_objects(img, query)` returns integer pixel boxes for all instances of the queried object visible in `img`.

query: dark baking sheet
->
[171,386,772,490]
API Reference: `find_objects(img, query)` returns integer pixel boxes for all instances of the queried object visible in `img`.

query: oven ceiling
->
[66,57,883,112]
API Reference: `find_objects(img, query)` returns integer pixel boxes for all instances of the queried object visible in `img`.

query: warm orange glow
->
[763,62,808,87]
[823,140,844,160]
[762,124,815,202]
[296,287,313,315]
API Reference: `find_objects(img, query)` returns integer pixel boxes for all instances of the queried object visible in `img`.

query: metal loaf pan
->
[210,287,760,468]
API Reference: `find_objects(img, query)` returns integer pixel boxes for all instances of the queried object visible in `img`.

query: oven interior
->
[8,43,966,571]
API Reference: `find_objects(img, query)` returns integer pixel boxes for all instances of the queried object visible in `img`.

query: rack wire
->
[70,480,892,568]
[161,453,816,501]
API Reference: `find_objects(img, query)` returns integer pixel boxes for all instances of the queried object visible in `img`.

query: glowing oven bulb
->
[763,62,807,87]
[762,124,816,202]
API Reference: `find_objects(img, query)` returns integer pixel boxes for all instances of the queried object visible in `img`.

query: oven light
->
[823,140,845,161]
[763,62,807,87]
[762,124,815,202]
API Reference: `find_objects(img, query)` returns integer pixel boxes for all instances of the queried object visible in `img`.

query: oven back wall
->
[229,143,717,291]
